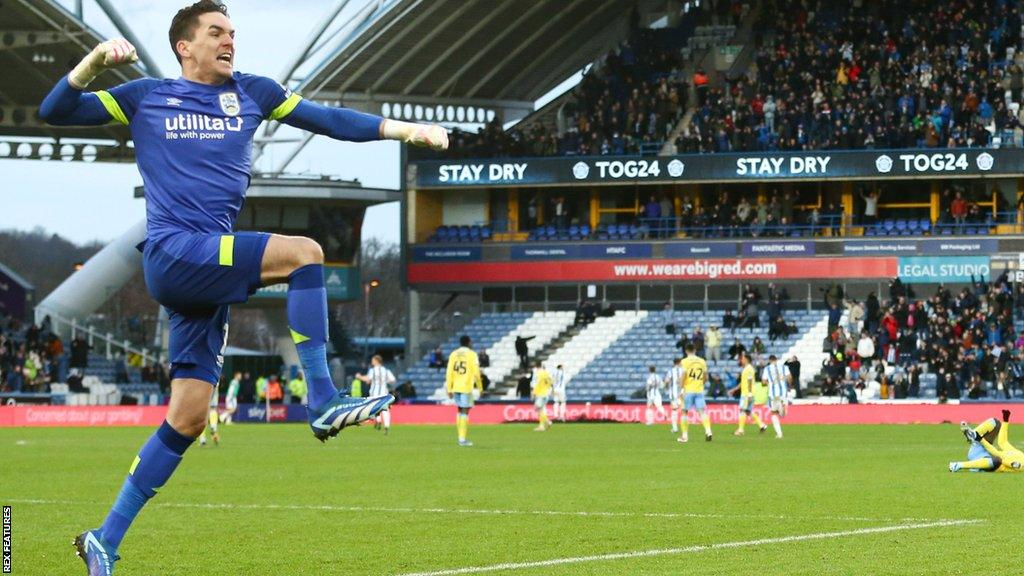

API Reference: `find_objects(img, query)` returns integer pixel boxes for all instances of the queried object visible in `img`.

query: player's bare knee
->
[168,411,207,438]
[294,237,324,268]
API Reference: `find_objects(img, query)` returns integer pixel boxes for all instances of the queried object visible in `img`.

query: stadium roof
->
[295,0,666,123]
[0,0,150,162]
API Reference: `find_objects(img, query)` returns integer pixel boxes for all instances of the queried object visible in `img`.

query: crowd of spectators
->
[0,314,68,394]
[637,189,845,238]
[0,311,171,396]
[819,275,1024,401]
[664,283,804,396]
[446,13,691,158]
[679,0,1024,153]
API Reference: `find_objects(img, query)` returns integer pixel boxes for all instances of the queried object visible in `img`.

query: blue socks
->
[287,264,336,409]
[100,421,193,551]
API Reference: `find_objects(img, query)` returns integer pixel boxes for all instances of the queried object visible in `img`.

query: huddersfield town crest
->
[219,92,241,116]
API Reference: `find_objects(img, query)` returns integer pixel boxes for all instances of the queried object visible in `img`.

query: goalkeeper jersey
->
[95,73,300,243]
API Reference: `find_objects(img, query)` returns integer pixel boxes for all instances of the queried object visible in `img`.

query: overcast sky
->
[0,0,402,245]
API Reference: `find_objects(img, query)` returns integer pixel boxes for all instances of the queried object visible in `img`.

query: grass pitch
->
[1,421,1020,575]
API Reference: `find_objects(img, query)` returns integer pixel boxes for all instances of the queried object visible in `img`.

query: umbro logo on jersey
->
[165,97,182,107]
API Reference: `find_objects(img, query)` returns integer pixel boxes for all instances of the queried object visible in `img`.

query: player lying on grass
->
[949,410,1024,473]
[39,2,447,574]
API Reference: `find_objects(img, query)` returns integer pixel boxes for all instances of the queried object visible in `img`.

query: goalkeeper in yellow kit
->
[446,335,483,447]
[949,410,1024,473]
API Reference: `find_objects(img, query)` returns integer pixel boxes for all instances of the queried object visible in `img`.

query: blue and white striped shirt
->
[761,362,789,400]
[665,366,684,399]
[553,369,567,393]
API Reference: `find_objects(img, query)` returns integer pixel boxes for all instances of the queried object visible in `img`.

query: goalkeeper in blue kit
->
[39,2,447,574]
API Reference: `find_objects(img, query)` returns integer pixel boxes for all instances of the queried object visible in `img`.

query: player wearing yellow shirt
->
[531,361,553,431]
[950,410,1024,473]
[732,353,767,436]
[678,344,712,443]
[445,335,482,447]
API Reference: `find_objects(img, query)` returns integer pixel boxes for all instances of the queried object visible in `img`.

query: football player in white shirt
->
[551,364,569,422]
[357,355,397,434]
[760,354,791,439]
[199,380,220,447]
[219,371,240,424]
[645,365,666,425]
[664,357,684,434]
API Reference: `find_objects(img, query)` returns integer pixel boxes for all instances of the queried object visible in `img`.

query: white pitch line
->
[394,520,982,576]
[3,498,957,524]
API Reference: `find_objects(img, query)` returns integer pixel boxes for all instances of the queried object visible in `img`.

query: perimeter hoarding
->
[415,149,1021,188]
[897,256,991,283]
[2,403,1019,426]
[407,257,898,284]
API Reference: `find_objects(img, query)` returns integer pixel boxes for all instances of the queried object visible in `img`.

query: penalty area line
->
[393,520,983,576]
[4,498,960,524]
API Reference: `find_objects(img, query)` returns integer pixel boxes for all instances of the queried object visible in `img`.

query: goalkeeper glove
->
[381,119,449,150]
[69,38,138,89]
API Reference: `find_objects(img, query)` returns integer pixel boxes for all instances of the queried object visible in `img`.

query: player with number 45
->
[446,335,482,447]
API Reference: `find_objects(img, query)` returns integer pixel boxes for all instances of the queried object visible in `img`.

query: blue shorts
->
[143,231,270,384]
[453,392,475,409]
[967,442,995,471]
[684,392,707,412]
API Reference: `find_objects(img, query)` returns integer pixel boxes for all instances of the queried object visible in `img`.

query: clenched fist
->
[69,38,139,89]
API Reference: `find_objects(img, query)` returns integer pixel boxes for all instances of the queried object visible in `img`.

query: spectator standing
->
[857,332,876,363]
[287,372,307,405]
[860,188,880,226]
[706,326,721,362]
[70,335,91,370]
[784,355,801,399]
[515,335,536,370]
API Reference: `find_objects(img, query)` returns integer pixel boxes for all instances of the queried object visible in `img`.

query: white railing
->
[35,309,158,365]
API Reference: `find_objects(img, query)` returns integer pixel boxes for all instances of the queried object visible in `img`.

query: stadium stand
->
[442,9,735,159]
[564,309,825,401]
[400,312,532,399]
[402,268,1024,403]
[817,274,1023,402]
[679,0,1024,153]
[478,311,576,392]
[530,311,650,399]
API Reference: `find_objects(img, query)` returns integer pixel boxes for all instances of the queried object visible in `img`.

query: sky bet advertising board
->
[415,148,1024,187]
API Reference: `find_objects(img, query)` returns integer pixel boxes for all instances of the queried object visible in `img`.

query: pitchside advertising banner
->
[414,148,1023,187]
[897,256,991,283]
[843,238,999,256]
[3,403,1023,426]
[407,257,898,284]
